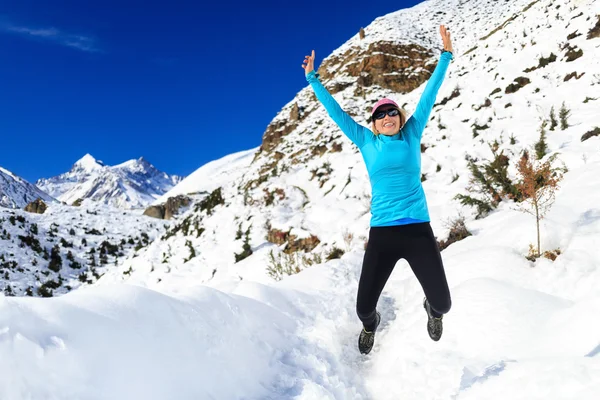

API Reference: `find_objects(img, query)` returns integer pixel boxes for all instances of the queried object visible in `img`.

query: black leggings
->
[357,222,451,330]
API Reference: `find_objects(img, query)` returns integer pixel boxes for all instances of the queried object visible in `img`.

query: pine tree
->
[559,101,571,130]
[549,106,557,131]
[534,120,548,160]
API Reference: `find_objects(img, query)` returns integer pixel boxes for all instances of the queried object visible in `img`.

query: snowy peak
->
[0,166,55,209]
[72,153,104,173]
[35,155,184,209]
[112,156,157,175]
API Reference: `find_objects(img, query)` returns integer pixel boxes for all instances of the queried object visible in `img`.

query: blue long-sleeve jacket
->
[306,51,452,227]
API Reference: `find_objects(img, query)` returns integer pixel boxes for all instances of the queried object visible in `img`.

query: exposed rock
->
[437,87,461,106]
[267,228,321,254]
[587,15,600,39]
[581,127,600,142]
[259,42,436,155]
[143,195,191,220]
[164,195,192,220]
[287,234,321,254]
[289,103,300,122]
[24,198,48,214]
[505,77,530,94]
[564,46,583,62]
[311,144,328,157]
[330,142,343,153]
[318,42,436,95]
[260,118,298,154]
[143,205,165,219]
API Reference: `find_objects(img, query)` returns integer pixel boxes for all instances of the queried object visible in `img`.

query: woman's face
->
[374,107,401,136]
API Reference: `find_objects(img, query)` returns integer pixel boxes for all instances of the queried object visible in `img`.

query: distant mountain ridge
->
[36,154,184,209]
[0,166,56,209]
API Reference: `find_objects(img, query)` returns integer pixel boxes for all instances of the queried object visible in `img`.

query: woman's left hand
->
[440,25,452,53]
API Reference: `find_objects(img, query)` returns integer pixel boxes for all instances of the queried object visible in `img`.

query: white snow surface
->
[1,0,600,398]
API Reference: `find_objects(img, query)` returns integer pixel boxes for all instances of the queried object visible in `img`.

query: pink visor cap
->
[371,98,399,116]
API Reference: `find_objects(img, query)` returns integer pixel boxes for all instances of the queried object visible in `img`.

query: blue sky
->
[0,0,422,183]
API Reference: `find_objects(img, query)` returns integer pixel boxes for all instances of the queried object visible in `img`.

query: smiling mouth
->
[383,123,394,128]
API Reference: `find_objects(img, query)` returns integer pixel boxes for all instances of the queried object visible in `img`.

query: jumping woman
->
[302,25,454,354]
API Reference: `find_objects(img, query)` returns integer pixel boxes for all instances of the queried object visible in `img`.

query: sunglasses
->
[373,108,400,120]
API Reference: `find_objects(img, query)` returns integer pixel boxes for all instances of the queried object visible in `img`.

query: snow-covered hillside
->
[0,200,167,296]
[0,167,55,209]
[0,0,599,398]
[36,153,183,209]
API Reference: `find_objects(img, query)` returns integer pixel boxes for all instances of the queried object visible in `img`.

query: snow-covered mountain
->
[0,166,56,209]
[36,153,184,209]
[1,0,599,398]
[104,0,599,289]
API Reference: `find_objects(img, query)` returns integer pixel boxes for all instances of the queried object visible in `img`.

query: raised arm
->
[404,25,454,140]
[303,50,369,148]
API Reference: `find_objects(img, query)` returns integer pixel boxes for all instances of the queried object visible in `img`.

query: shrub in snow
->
[455,144,521,219]
[196,187,224,216]
[471,122,489,138]
[267,250,300,281]
[48,245,62,272]
[37,279,60,297]
[524,53,556,72]
[325,247,345,261]
[234,226,253,263]
[516,151,566,260]
[18,234,43,254]
[184,240,196,263]
[438,216,472,251]
[542,248,562,261]
[266,248,322,281]
[437,86,460,106]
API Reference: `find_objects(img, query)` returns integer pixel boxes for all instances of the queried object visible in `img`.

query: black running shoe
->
[358,311,381,355]
[423,298,443,341]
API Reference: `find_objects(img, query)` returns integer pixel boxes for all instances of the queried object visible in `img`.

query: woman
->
[302,25,454,354]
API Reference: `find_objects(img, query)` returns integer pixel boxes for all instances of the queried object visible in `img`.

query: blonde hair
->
[371,108,408,135]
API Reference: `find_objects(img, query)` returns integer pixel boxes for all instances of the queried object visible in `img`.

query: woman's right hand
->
[302,50,315,76]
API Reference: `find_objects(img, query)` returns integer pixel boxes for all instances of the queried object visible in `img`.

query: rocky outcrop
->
[143,195,191,220]
[24,198,47,214]
[143,205,164,219]
[268,228,321,254]
[260,116,301,154]
[259,42,436,154]
[319,42,436,96]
